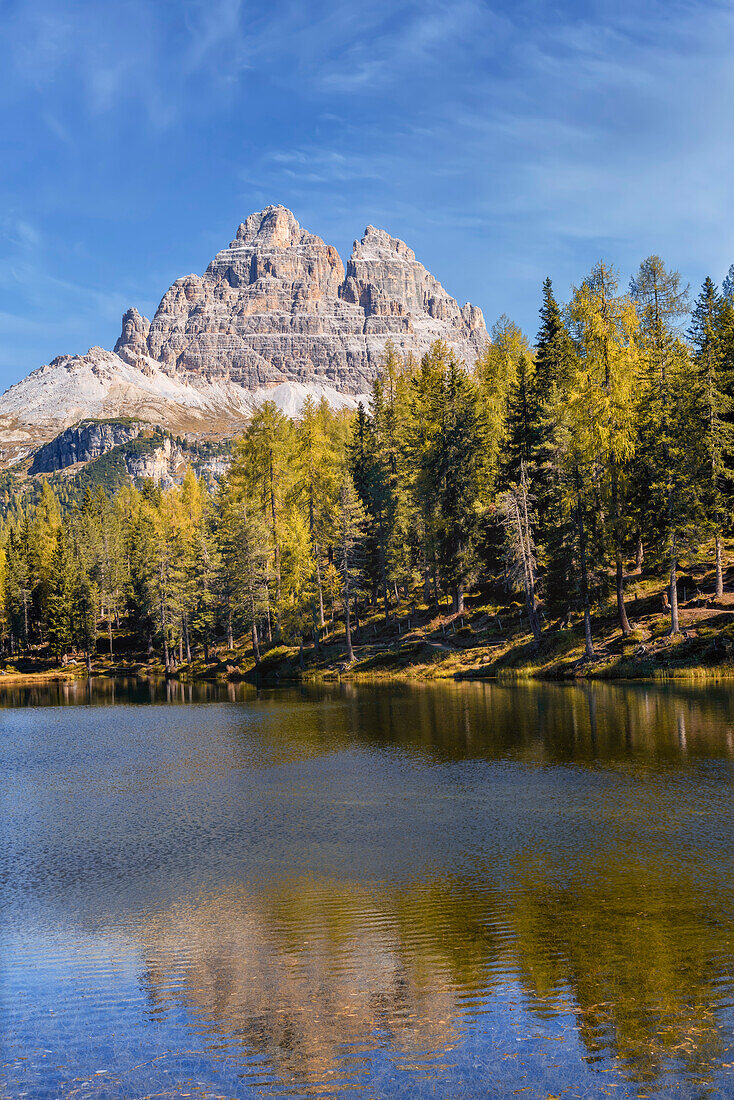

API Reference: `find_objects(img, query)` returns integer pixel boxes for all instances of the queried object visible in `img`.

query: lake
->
[2,678,734,1099]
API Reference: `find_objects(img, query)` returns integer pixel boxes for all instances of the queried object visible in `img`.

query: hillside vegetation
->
[2,256,734,684]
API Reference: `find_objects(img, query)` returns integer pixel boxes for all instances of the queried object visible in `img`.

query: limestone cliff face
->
[137,206,487,394]
[146,206,356,389]
[122,436,180,487]
[29,419,144,473]
[342,225,485,335]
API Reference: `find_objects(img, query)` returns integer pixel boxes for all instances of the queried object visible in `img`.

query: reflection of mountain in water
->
[136,864,734,1094]
[140,882,470,1090]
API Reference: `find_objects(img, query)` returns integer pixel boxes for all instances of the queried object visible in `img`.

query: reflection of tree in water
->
[509,856,733,1088]
[24,676,731,1092]
[271,680,734,766]
[137,867,734,1093]
[5,678,734,765]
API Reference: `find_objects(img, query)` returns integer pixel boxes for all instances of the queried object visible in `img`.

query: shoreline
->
[5,567,734,690]
[4,639,734,689]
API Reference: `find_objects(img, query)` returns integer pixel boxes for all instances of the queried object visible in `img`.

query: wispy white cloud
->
[1,217,42,251]
[263,149,385,185]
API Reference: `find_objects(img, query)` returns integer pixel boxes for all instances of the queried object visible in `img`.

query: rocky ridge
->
[0,206,488,455]
[29,418,145,474]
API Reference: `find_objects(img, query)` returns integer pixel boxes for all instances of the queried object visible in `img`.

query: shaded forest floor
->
[249,571,734,685]
[198,542,734,684]
[6,545,734,686]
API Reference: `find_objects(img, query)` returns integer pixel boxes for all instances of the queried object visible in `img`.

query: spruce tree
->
[233,496,270,667]
[47,527,77,661]
[501,345,535,487]
[349,402,383,611]
[335,470,366,662]
[425,347,489,612]
[528,280,579,619]
[631,256,705,632]
[405,344,445,606]
[688,277,733,598]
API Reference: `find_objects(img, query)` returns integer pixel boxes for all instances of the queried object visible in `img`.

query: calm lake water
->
[2,678,734,1099]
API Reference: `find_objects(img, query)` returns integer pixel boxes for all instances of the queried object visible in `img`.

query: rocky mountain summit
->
[0,206,487,455]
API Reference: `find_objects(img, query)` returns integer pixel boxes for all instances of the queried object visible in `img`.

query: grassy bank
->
[0,658,91,684]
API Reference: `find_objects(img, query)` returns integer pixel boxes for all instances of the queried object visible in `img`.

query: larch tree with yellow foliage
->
[570,263,641,638]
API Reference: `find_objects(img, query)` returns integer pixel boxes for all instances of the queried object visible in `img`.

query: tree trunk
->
[161,593,170,671]
[108,617,113,659]
[610,463,632,636]
[344,592,354,663]
[227,606,234,650]
[715,531,724,600]
[665,455,679,634]
[575,474,594,659]
[263,574,273,645]
[454,581,465,614]
[379,526,389,623]
[183,613,191,664]
[635,533,644,573]
[315,553,325,629]
[270,464,282,639]
[251,621,260,666]
[518,465,541,645]
[615,554,632,634]
[669,554,680,635]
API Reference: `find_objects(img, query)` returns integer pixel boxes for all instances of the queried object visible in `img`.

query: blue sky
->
[2,0,734,390]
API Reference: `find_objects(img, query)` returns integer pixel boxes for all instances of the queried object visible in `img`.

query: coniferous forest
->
[3,257,734,678]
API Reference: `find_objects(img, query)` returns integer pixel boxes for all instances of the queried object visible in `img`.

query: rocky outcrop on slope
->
[29,418,144,473]
[121,435,180,486]
[30,419,227,488]
[74,431,187,489]
[0,206,487,451]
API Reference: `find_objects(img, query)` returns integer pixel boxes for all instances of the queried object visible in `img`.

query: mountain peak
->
[0,207,488,442]
[233,205,306,248]
[353,225,416,263]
